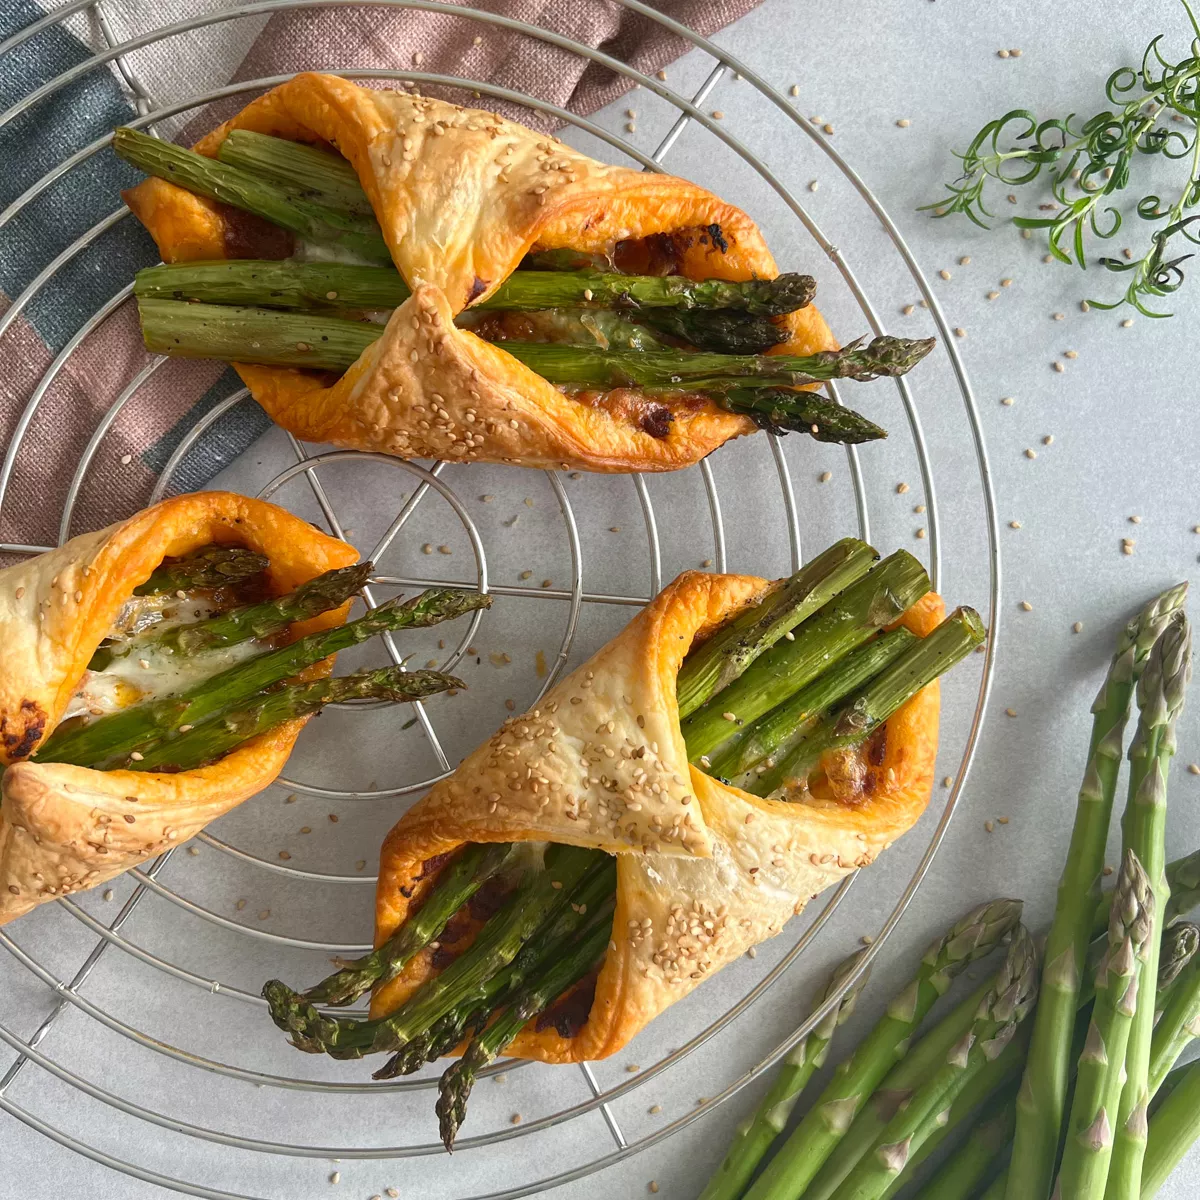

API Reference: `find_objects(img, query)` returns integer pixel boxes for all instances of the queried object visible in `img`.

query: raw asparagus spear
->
[1165,849,1200,925]
[709,628,916,786]
[299,842,516,1007]
[133,258,817,317]
[1155,922,1200,999]
[373,856,618,1079]
[135,297,934,389]
[749,607,986,795]
[436,907,612,1150]
[682,550,930,763]
[743,899,1023,1200]
[700,951,872,1200]
[895,1087,1017,1200]
[1148,951,1200,1096]
[113,127,392,264]
[715,387,887,444]
[1007,582,1188,1200]
[36,588,491,768]
[1055,849,1155,1197]
[676,537,878,720]
[833,926,1039,1200]
[127,666,461,772]
[109,562,372,666]
[802,977,998,1200]
[134,543,268,595]
[1141,1059,1200,1198]
[1108,611,1193,1200]
[216,129,375,215]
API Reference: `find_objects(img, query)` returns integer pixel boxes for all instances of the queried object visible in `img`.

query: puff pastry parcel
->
[124,72,838,473]
[371,571,943,1062]
[0,492,356,924]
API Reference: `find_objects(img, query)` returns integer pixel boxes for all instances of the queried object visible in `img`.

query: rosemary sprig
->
[923,0,1200,316]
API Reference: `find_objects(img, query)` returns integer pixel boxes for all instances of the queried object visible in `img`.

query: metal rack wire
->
[0,3,1001,1196]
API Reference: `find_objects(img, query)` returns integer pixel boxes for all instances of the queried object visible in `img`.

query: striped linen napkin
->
[0,0,758,552]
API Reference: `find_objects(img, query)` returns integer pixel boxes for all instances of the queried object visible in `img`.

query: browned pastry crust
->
[371,572,943,1062]
[124,72,838,473]
[0,492,357,924]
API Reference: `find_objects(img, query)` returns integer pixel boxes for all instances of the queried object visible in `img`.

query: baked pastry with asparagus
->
[116,73,935,473]
[263,537,984,1148]
[0,492,488,923]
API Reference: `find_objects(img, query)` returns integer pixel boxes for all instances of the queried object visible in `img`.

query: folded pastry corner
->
[124,72,838,473]
[0,492,357,924]
[370,570,943,1063]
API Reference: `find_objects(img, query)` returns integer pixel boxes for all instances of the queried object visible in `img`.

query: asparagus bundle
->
[1008,583,1187,1200]
[701,951,872,1200]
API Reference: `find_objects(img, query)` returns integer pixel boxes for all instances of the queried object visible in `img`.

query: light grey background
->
[4,0,1200,1196]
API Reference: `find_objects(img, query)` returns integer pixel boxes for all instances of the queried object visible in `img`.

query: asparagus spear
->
[36,588,491,768]
[1155,922,1200,999]
[1141,1059,1200,1198]
[436,907,612,1150]
[715,387,887,444]
[216,129,375,215]
[135,297,934,389]
[373,856,618,1079]
[297,842,516,1007]
[638,305,788,354]
[1147,951,1200,1096]
[749,607,986,795]
[1165,849,1200,925]
[133,258,818,317]
[700,951,872,1200]
[113,127,393,264]
[1055,849,1155,1197]
[1108,611,1193,1200]
[683,550,931,764]
[1008,582,1188,1200]
[802,977,999,1200]
[458,306,667,352]
[832,926,1039,1200]
[743,898,1023,1200]
[134,543,268,595]
[901,1089,1017,1200]
[676,538,879,720]
[264,846,603,1057]
[126,666,461,772]
[709,628,916,786]
[103,562,373,669]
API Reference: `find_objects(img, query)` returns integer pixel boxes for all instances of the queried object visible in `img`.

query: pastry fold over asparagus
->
[0,493,478,924]
[121,72,883,473]
[369,570,948,1064]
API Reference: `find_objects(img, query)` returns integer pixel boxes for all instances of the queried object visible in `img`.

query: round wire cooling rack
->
[0,2,1002,1196]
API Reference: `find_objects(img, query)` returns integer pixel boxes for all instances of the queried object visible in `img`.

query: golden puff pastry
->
[123,72,837,473]
[0,492,357,925]
[370,571,943,1063]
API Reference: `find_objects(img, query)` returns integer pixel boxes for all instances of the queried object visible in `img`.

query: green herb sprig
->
[923,0,1200,316]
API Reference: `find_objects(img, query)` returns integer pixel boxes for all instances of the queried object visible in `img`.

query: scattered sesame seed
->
[943,776,954,788]
[627,1063,641,1073]
[998,48,1010,58]
[1043,254,1054,264]
[650,1184,660,1194]
[1103,865,1114,877]
[1073,622,1084,633]
[861,934,875,946]
[985,820,995,833]
[722,712,738,722]
[916,528,927,539]
[954,327,967,338]
[511,1114,522,1125]
[987,290,1000,300]
[790,84,800,96]
[1021,229,1033,239]
[1043,435,1054,446]
[626,108,637,118]
[939,269,952,281]
[1000,278,1013,287]
[1081,300,1091,312]
[1001,396,1014,406]
[1006,708,1017,717]
[1053,361,1066,373]
[259,909,270,920]
[187,846,200,857]
[285,794,297,804]
[1052,312,1065,321]
[481,494,494,502]
[1011,48,1023,56]
[129,751,144,761]
[103,889,114,901]
[901,303,914,315]
[959,256,972,265]
[915,504,926,513]
[473,34,482,44]
[1189,763,1200,775]
[120,454,132,465]
[437,545,452,555]
[519,570,532,580]
[747,946,757,958]
[649,1104,663,1114]
[625,122,636,133]
[1122,318,1134,328]
[422,543,433,554]
[1129,515,1142,524]
[541,579,553,588]
[329,814,339,823]
[701,558,714,568]
[712,110,724,119]
[823,123,834,135]
[329,1171,340,1185]
[998,816,1010,825]
[897,482,910,494]
[1122,539,1136,555]
[896,118,911,128]
[388,1190,400,1198]
[1020,600,1033,612]
[1009,520,1022,529]
[1064,350,1078,359]
[1025,448,1037,459]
